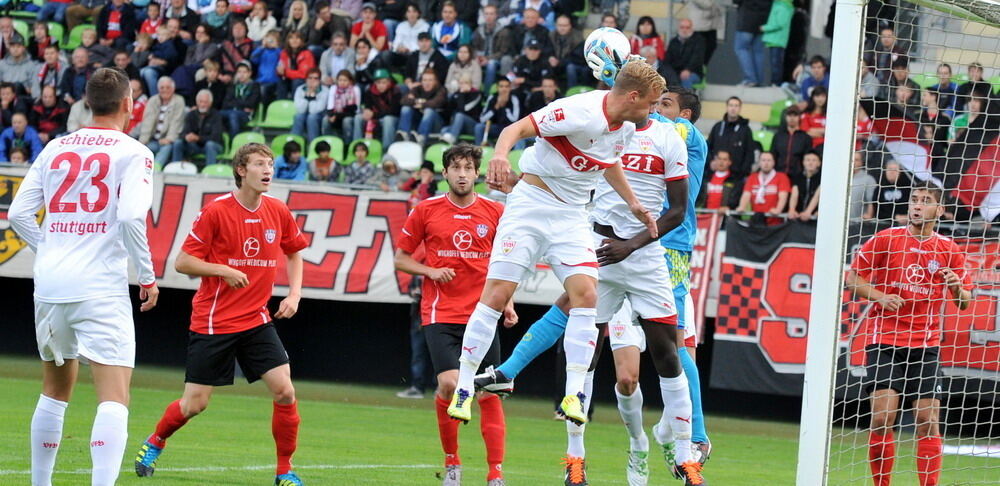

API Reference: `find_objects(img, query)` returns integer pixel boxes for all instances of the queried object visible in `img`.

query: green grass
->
[0,355,993,485]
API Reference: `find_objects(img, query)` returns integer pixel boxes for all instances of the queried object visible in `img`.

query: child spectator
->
[131,33,154,71]
[251,30,282,103]
[368,156,405,191]
[324,69,361,142]
[278,31,316,99]
[401,161,437,207]
[140,25,181,95]
[193,59,227,110]
[789,150,822,221]
[292,68,329,143]
[344,143,376,184]
[309,140,342,182]
[246,1,277,43]
[274,140,309,181]
[0,113,44,164]
[6,146,29,164]
[80,28,114,67]
[139,3,162,36]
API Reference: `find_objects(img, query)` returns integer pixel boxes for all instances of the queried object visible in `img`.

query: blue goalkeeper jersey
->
[658,115,708,252]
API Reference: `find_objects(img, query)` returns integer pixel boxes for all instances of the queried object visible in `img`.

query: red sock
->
[435,396,460,466]
[272,401,300,476]
[916,436,942,486]
[150,400,190,448]
[478,394,506,481]
[869,430,895,486]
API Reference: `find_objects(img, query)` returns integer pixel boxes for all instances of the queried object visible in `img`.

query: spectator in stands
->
[707,96,755,178]
[859,59,879,99]
[309,140,342,182]
[351,3,388,51]
[368,156,405,190]
[191,60,225,110]
[850,150,877,219]
[252,30,282,103]
[220,61,261,136]
[344,142,376,184]
[392,3,430,65]
[864,26,906,84]
[246,1,277,43]
[955,62,992,113]
[440,74,482,144]
[356,68,400,149]
[733,0,770,86]
[944,94,1000,190]
[0,36,38,97]
[788,149,821,221]
[512,8,551,55]
[0,83,27,128]
[33,46,64,101]
[330,0,363,22]
[739,151,791,224]
[307,5,342,58]
[404,32,448,94]
[277,31,315,99]
[130,33,153,70]
[801,86,827,148]
[431,1,471,60]
[140,25,181,96]
[0,112,43,163]
[929,63,957,118]
[0,17,14,60]
[377,0,407,40]
[513,0,555,26]
[111,50,140,81]
[919,88,950,156]
[772,105,812,175]
[36,0,72,24]
[139,76,186,166]
[351,37,382,89]
[30,85,68,144]
[65,99,91,132]
[476,77,522,146]
[6,147,29,164]
[400,160,436,205]
[761,0,792,86]
[891,83,920,121]
[60,48,93,105]
[139,3,162,37]
[883,57,919,103]
[398,70,446,144]
[189,0,217,15]
[175,24,220,96]
[320,33,355,86]
[549,14,586,88]
[663,18,705,90]
[525,75,559,113]
[96,0,137,51]
[873,160,911,224]
[600,13,618,29]
[273,140,309,180]
[27,22,58,62]
[217,23,251,83]
[798,55,829,101]
[630,16,664,60]
[639,45,673,89]
[687,0,722,64]
[163,0,198,39]
[127,78,147,138]
[203,0,232,41]
[324,69,361,142]
[65,0,104,31]
[175,89,224,167]
[293,68,329,143]
[474,4,511,90]
[856,101,873,148]
[80,28,114,68]
[600,0,628,28]
[445,44,481,94]
[700,149,743,212]
[511,38,551,94]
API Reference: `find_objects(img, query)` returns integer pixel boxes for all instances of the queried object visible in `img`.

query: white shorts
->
[608,296,697,352]
[35,295,136,368]
[594,232,677,325]
[488,183,598,283]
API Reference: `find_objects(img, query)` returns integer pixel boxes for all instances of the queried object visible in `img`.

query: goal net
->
[801,0,1000,484]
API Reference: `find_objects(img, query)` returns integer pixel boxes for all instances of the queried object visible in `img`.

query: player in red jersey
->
[395,144,514,486]
[134,143,309,486]
[847,182,972,486]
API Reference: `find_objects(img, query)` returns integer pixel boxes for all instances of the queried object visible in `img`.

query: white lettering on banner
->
[0,167,567,306]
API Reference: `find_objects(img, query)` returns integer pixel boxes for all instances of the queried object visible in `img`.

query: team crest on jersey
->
[501,237,516,255]
[638,137,654,152]
[264,229,276,243]
[927,259,940,274]
[611,323,626,338]
[544,108,566,125]
[476,224,489,238]
[614,142,625,156]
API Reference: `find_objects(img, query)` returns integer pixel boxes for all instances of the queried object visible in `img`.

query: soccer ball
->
[584,27,632,86]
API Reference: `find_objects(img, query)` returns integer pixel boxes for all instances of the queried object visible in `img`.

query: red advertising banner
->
[689,212,721,336]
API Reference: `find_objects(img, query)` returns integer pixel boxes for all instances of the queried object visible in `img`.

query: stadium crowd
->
[0,0,997,223]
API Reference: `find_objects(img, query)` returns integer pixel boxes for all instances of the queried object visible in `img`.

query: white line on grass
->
[0,464,438,475]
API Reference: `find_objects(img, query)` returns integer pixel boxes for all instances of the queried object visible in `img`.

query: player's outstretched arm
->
[596,178,688,266]
[275,252,303,319]
[7,163,44,251]
[394,248,455,282]
[175,250,250,288]
[602,162,658,238]
[487,117,537,189]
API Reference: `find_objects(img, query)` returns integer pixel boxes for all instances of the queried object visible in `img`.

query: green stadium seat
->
[912,73,938,89]
[953,73,969,85]
[253,100,296,130]
[763,99,796,128]
[12,20,28,41]
[391,72,404,85]
[475,182,489,194]
[47,22,65,46]
[346,139,383,165]
[270,133,306,158]
[692,66,707,91]
[201,164,233,177]
[436,179,450,194]
[220,131,266,160]
[572,0,589,18]
[10,5,37,19]
[990,75,1000,94]
[508,149,523,173]
[566,85,593,96]
[425,142,451,173]
[63,24,94,51]
[753,130,775,152]
[480,146,495,164]
[307,135,345,160]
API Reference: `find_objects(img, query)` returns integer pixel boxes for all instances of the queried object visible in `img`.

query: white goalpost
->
[799,0,1000,484]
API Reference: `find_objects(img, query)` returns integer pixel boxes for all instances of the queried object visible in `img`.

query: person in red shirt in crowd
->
[277,31,316,100]
[30,85,69,144]
[401,161,438,208]
[738,151,790,224]
[847,182,972,486]
[394,144,514,486]
[800,85,827,148]
[139,3,163,37]
[97,0,138,51]
[351,2,389,52]
[630,16,664,60]
[700,149,743,212]
[127,78,147,137]
[134,143,309,486]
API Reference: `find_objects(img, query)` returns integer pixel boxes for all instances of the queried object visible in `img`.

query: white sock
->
[563,308,597,396]
[31,394,67,486]
[657,374,692,465]
[456,303,501,392]
[90,401,129,486]
[615,385,649,452]
[565,371,595,458]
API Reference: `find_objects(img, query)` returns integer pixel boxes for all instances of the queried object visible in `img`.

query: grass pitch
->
[0,355,992,485]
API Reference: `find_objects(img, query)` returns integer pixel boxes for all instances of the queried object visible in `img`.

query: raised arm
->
[486,116,537,188]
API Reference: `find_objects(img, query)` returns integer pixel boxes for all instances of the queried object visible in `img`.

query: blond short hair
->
[613,60,665,97]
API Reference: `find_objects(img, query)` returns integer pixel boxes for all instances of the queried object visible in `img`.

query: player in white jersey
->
[8,68,159,486]
[447,61,666,431]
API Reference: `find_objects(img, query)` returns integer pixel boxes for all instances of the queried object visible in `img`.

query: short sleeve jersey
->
[522,90,635,205]
[743,170,791,213]
[181,193,308,335]
[591,117,688,238]
[851,226,972,348]
[397,194,504,326]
